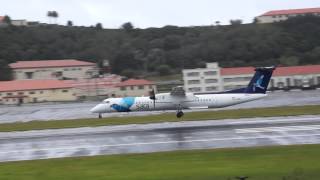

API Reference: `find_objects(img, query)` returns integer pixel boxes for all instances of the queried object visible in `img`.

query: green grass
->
[0,105,320,132]
[0,144,320,180]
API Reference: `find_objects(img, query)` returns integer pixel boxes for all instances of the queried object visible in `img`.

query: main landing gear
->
[176,104,184,118]
[98,113,102,119]
[176,111,184,118]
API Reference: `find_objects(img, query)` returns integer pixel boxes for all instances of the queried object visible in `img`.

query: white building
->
[183,63,222,93]
[256,7,320,23]
[183,63,320,93]
[10,59,97,80]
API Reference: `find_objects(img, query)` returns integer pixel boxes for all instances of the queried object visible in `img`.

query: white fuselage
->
[90,93,267,114]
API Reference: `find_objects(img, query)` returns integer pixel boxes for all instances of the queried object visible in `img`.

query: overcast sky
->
[1,0,319,28]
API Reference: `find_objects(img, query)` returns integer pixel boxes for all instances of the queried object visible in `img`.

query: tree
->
[230,19,243,26]
[0,60,12,81]
[121,22,134,33]
[67,20,73,26]
[156,64,171,76]
[47,11,58,24]
[3,15,11,25]
[215,21,220,26]
[95,23,103,30]
[253,17,259,24]
[278,56,300,66]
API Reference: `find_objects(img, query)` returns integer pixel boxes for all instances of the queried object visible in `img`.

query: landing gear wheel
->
[176,111,184,118]
[98,114,102,119]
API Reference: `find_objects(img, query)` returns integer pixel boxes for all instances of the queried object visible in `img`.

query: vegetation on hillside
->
[1,15,320,80]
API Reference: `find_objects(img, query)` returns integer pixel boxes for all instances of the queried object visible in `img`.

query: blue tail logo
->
[253,75,265,91]
[245,66,275,94]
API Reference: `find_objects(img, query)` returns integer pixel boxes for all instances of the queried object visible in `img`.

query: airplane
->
[90,66,275,118]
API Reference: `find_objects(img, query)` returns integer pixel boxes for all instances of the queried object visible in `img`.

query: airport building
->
[182,63,222,93]
[66,74,123,98]
[0,79,77,105]
[115,79,157,97]
[9,59,97,80]
[256,7,320,23]
[183,63,320,93]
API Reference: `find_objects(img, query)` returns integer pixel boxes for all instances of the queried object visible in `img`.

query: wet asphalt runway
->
[0,89,320,123]
[1,115,320,162]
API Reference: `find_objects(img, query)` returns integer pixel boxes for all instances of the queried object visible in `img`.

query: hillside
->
[1,15,320,80]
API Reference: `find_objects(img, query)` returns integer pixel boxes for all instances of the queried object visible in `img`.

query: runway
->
[0,89,320,123]
[1,115,320,162]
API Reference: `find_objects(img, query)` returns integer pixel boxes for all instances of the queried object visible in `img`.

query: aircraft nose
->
[90,104,105,113]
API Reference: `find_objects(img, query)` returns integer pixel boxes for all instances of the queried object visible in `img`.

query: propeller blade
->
[149,89,156,109]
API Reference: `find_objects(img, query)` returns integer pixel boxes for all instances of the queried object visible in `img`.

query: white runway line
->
[1,133,320,155]
[236,125,320,133]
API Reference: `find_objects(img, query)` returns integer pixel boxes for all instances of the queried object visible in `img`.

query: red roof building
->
[0,80,77,104]
[0,16,4,22]
[0,80,73,92]
[260,7,320,17]
[9,59,97,80]
[115,79,156,97]
[10,59,95,69]
[256,7,320,23]
[221,65,320,77]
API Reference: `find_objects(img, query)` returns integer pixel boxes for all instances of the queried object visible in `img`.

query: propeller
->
[149,88,156,109]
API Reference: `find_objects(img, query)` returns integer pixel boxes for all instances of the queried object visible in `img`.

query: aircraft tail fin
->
[244,66,276,94]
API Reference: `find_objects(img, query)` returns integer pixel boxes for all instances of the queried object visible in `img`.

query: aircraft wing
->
[170,86,186,97]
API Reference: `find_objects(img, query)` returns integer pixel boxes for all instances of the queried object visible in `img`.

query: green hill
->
[1,15,320,80]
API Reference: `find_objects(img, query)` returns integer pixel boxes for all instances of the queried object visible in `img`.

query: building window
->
[29,91,35,94]
[188,87,201,92]
[188,80,200,85]
[206,86,217,91]
[7,93,12,96]
[40,91,43,94]
[25,72,34,79]
[130,86,134,90]
[187,72,200,77]
[62,90,69,93]
[18,92,24,95]
[205,79,218,83]
[149,85,153,89]
[204,71,217,76]
[120,87,126,91]
[138,85,144,90]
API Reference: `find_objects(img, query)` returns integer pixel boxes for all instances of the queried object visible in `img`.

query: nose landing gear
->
[98,114,102,119]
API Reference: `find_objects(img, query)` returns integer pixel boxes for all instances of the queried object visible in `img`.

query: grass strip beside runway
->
[0,144,319,180]
[0,105,320,132]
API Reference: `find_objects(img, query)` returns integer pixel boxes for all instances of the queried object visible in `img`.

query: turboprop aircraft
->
[90,66,275,118]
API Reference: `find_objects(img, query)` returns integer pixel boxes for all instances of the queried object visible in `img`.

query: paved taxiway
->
[1,115,320,162]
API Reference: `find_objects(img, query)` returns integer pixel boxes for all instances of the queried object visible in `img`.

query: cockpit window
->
[103,101,110,103]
